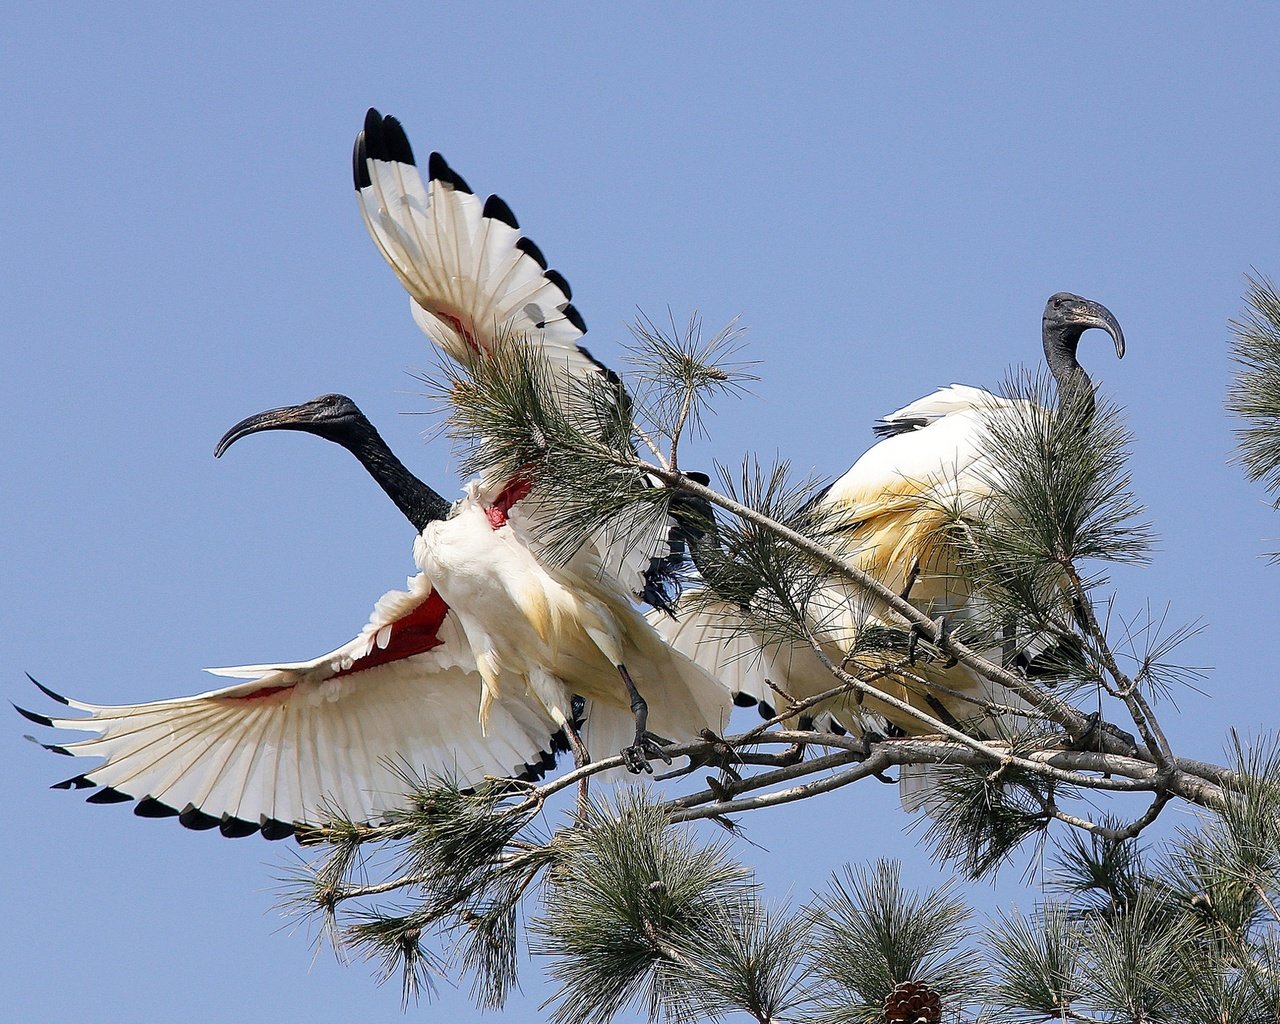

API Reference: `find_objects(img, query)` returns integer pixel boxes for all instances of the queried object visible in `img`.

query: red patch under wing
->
[221,684,294,704]
[334,589,451,679]
[485,475,533,529]
[438,310,484,357]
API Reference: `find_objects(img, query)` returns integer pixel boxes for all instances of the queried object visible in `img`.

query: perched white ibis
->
[654,293,1126,776]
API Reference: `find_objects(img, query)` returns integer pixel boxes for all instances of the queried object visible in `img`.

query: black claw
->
[620,733,674,774]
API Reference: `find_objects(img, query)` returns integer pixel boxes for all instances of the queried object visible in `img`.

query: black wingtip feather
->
[361,108,416,168]
[872,416,929,438]
[561,303,587,334]
[260,817,296,842]
[544,269,572,301]
[219,814,261,839]
[428,151,471,193]
[758,702,775,719]
[179,803,221,831]
[353,131,370,190]
[515,236,548,269]
[87,786,134,805]
[733,692,759,708]
[13,703,53,728]
[52,774,94,790]
[135,797,179,819]
[27,674,69,705]
[381,115,416,167]
[483,194,519,229]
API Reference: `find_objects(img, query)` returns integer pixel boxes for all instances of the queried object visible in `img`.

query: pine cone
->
[882,980,942,1024]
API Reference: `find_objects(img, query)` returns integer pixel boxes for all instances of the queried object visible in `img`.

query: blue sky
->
[5,6,1280,1021]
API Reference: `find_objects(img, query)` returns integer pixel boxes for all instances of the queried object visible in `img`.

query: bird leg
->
[617,664,674,774]
[562,719,592,819]
[899,556,921,602]
[563,720,591,769]
[901,560,961,668]
[1002,620,1018,670]
[909,614,958,668]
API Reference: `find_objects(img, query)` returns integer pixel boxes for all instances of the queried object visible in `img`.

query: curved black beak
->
[1073,297,1126,360]
[215,404,312,458]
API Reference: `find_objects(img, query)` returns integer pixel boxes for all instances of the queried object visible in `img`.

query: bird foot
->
[621,732,674,774]
[1067,711,1138,754]
[907,615,958,667]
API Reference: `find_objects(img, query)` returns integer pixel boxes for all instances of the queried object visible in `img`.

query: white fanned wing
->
[354,108,689,608]
[20,574,569,839]
[354,107,597,380]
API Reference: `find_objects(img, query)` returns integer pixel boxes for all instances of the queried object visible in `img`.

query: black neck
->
[1043,325,1094,419]
[344,428,451,532]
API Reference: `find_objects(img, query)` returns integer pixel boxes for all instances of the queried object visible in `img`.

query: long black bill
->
[215,404,317,458]
[1074,298,1126,360]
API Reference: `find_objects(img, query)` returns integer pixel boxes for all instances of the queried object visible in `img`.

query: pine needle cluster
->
[942,369,1151,669]
[983,748,1280,1021]
[1229,273,1280,503]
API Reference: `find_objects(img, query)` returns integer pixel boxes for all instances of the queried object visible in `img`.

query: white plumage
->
[21,573,572,839]
[352,109,733,769]
[19,107,730,839]
[654,295,1125,808]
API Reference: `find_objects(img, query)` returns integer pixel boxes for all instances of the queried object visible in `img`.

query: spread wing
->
[17,573,568,839]
[354,107,691,608]
[353,108,604,387]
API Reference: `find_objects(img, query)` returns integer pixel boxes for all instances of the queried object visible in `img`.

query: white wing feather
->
[24,575,568,838]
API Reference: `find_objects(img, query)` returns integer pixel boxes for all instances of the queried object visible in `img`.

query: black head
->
[214,394,371,458]
[1042,292,1126,361]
